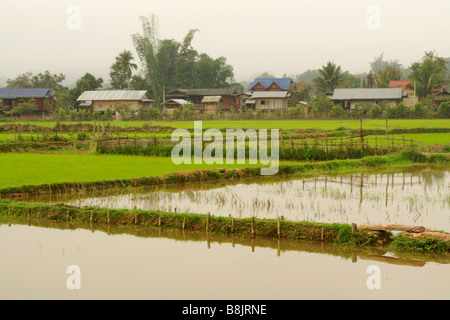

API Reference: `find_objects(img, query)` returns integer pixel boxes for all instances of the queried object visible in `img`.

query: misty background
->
[0,0,449,88]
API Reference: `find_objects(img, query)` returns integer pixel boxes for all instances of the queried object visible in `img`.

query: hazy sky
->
[1,0,449,87]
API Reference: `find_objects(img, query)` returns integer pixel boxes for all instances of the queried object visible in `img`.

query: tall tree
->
[408,51,447,98]
[175,29,200,89]
[6,71,67,93]
[109,50,138,89]
[313,61,346,93]
[132,14,163,106]
[68,73,103,109]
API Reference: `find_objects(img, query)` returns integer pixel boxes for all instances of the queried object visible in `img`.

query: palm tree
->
[364,70,380,88]
[408,52,447,98]
[313,61,345,93]
[117,50,138,89]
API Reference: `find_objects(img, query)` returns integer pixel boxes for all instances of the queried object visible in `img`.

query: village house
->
[332,88,407,110]
[165,89,189,101]
[166,88,241,113]
[0,88,54,113]
[77,90,153,112]
[160,98,191,114]
[201,96,224,114]
[246,91,290,112]
[389,80,416,107]
[432,89,450,108]
[248,78,294,92]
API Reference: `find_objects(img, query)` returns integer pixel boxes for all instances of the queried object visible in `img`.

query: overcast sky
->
[0,0,449,87]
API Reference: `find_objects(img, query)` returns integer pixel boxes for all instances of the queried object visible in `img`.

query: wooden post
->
[375,136,377,155]
[402,134,406,150]
[280,129,284,154]
[418,140,421,152]
[325,134,328,153]
[385,117,389,151]
[231,217,235,233]
[206,212,210,232]
[360,117,363,154]
[107,210,110,224]
[182,217,186,231]
[90,210,93,223]
[277,217,281,239]
[251,216,255,238]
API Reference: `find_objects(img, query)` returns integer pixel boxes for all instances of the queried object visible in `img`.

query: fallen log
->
[400,231,450,242]
[358,223,425,233]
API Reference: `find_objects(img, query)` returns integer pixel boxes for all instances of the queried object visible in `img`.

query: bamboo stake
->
[231,217,235,233]
[251,216,255,238]
[385,117,389,151]
[277,217,281,238]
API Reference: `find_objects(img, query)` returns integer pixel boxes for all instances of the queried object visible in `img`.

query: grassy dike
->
[1,151,449,253]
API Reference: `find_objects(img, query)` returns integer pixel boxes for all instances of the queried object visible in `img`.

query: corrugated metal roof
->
[161,99,190,105]
[248,78,293,91]
[187,89,237,96]
[77,90,151,101]
[332,88,404,100]
[201,96,223,103]
[250,91,289,99]
[0,88,52,99]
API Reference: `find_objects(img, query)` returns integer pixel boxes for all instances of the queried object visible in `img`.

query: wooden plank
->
[358,223,425,233]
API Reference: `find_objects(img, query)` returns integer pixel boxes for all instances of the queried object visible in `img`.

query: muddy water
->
[1,223,449,300]
[62,169,450,232]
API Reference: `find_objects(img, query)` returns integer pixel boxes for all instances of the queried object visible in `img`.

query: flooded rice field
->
[43,169,450,233]
[1,222,449,300]
[2,167,449,300]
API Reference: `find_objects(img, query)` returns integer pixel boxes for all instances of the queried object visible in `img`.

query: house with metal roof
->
[76,90,153,112]
[248,78,294,92]
[246,91,290,111]
[0,88,54,112]
[331,88,407,110]
[161,99,191,114]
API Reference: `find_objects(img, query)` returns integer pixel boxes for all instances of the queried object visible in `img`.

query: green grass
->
[392,133,450,146]
[3,119,450,131]
[0,153,264,188]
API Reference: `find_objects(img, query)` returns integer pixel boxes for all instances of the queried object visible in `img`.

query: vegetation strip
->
[1,151,449,198]
[1,199,448,253]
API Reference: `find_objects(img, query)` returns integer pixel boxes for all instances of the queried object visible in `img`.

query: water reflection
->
[59,170,449,232]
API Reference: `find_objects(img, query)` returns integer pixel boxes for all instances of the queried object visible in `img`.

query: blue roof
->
[248,78,293,91]
[0,88,53,99]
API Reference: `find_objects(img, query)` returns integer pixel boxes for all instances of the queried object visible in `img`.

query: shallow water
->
[1,223,449,300]
[62,169,450,232]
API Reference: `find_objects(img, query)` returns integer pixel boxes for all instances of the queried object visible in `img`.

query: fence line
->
[97,131,422,155]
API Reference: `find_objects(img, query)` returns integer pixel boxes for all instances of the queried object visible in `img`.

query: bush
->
[437,101,450,118]
[413,102,426,118]
[330,105,345,118]
[396,103,407,118]
[368,104,383,118]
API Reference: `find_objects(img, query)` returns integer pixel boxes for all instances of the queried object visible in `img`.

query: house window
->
[261,100,266,105]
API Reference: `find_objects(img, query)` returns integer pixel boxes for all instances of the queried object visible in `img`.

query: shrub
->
[330,105,345,118]
[437,101,450,118]
[368,104,383,118]
[413,102,426,118]
[396,102,407,118]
